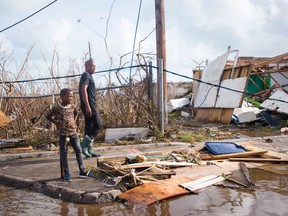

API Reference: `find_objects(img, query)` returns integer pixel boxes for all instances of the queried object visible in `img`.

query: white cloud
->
[0,0,288,82]
[0,0,52,15]
[46,18,72,42]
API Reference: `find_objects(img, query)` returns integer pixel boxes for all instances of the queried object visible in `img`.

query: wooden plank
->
[200,149,267,160]
[98,153,168,164]
[117,176,192,205]
[229,158,288,163]
[98,162,126,176]
[180,175,225,192]
[119,161,197,169]
[137,166,176,176]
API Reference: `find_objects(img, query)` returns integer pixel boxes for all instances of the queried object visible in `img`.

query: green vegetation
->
[179,132,206,144]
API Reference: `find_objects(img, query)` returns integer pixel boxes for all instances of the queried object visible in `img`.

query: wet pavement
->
[0,135,288,204]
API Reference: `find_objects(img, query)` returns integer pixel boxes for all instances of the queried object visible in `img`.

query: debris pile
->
[80,139,288,205]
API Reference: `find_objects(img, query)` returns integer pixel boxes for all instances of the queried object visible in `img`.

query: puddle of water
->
[0,170,287,216]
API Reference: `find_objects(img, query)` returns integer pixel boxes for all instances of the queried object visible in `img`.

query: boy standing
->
[46,88,88,181]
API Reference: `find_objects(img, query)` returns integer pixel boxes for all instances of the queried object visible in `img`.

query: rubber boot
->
[81,135,92,158]
[88,141,101,157]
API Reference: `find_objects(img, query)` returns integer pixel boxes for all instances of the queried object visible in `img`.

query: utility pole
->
[155,0,167,130]
[88,42,92,60]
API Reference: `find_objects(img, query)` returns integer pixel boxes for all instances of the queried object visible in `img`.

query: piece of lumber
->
[229,158,288,163]
[171,153,185,162]
[98,153,168,163]
[180,175,225,192]
[200,149,268,160]
[136,166,176,176]
[119,161,197,169]
[117,176,192,205]
[260,154,281,159]
[98,162,126,176]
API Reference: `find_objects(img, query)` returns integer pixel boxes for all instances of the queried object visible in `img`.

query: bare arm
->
[81,84,92,117]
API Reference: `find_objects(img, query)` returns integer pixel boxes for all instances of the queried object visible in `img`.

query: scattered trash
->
[206,161,221,168]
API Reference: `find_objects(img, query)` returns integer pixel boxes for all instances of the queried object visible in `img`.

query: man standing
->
[79,59,103,157]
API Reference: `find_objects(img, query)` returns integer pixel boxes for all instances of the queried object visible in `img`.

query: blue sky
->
[0,0,288,85]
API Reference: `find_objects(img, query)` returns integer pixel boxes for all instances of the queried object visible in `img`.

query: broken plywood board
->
[104,127,149,142]
[180,175,225,192]
[194,50,231,108]
[117,176,192,205]
[260,90,288,114]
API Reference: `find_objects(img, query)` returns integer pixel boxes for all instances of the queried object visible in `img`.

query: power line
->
[1,64,287,104]
[0,0,58,33]
[0,65,144,84]
[164,67,288,104]
[1,84,131,99]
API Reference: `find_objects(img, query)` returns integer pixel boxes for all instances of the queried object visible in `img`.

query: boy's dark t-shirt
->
[79,72,96,107]
[45,103,78,136]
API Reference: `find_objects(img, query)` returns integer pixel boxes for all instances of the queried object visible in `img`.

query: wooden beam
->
[200,149,268,160]
[120,161,197,169]
[229,158,288,163]
[180,175,225,192]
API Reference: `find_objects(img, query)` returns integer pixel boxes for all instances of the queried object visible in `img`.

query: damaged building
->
[190,49,288,126]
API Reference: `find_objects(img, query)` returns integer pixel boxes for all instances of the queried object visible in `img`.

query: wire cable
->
[1,64,288,104]
[0,0,58,33]
[1,65,144,84]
